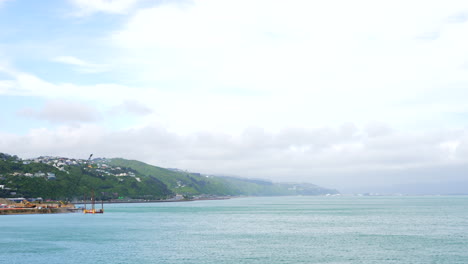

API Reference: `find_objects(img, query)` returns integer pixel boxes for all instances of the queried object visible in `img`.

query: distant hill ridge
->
[0,153,339,200]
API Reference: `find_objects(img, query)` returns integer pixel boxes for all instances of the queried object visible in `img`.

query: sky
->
[1,0,468,193]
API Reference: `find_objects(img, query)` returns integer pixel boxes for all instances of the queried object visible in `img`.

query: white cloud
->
[2,61,468,137]
[110,0,468,84]
[18,100,100,124]
[53,56,86,65]
[3,1,466,134]
[69,0,141,15]
[104,0,468,132]
[0,65,133,100]
[53,56,109,73]
[110,100,153,116]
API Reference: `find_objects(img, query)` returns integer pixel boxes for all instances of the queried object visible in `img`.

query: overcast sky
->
[1,0,468,193]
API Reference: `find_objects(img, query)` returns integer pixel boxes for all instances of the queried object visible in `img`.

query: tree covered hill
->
[0,153,338,200]
[107,158,339,196]
[0,154,172,200]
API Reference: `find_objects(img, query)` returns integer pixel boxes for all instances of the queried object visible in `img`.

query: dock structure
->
[0,207,81,215]
[0,198,82,215]
[83,190,104,214]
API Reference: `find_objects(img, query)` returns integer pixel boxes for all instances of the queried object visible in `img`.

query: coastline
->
[73,196,233,205]
[0,196,234,215]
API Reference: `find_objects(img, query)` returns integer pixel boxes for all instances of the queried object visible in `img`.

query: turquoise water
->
[1,196,468,264]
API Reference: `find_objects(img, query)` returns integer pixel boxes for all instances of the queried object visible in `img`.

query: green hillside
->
[108,158,339,196]
[0,153,338,200]
[108,158,237,195]
[0,154,172,200]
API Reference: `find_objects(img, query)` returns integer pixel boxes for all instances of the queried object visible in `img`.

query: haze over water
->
[1,196,468,264]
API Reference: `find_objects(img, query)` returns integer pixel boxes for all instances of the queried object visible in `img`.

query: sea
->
[1,196,467,264]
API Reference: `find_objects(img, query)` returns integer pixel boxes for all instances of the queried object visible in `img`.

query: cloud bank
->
[1,123,467,193]
[1,0,468,193]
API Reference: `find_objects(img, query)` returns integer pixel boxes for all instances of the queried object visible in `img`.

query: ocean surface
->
[1,196,467,264]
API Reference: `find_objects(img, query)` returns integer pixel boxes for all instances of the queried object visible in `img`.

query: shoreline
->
[73,196,233,205]
[0,197,234,215]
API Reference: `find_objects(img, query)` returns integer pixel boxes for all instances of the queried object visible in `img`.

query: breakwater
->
[0,207,81,215]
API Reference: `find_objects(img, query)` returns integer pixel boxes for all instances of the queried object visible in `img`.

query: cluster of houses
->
[23,156,142,182]
[93,163,141,182]
[22,156,83,172]
[5,172,56,180]
[1,155,142,182]
[175,180,186,189]
[0,154,146,197]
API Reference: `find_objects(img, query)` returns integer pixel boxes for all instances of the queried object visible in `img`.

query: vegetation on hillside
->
[0,154,172,200]
[0,153,338,200]
[108,158,339,196]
